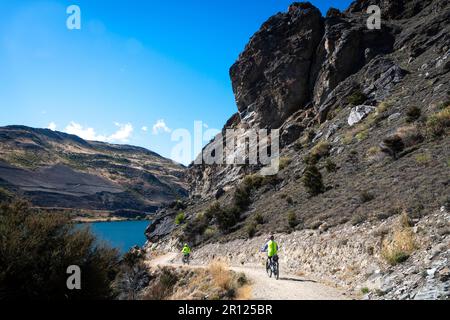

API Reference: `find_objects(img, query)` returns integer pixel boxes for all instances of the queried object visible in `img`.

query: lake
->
[81,220,150,254]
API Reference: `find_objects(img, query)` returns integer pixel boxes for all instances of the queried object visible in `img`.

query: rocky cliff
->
[146,0,449,299]
[184,0,449,200]
[0,126,187,216]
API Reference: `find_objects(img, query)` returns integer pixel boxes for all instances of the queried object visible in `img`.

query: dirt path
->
[148,253,349,300]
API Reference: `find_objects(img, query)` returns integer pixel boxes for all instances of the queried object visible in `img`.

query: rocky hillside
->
[0,126,187,217]
[146,0,449,299]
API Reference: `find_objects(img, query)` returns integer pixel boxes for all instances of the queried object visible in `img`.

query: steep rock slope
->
[146,1,450,299]
[0,126,187,215]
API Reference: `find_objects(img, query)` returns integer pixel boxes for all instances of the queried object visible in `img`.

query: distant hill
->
[0,125,187,216]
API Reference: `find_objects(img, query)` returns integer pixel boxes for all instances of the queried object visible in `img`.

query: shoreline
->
[73,217,151,224]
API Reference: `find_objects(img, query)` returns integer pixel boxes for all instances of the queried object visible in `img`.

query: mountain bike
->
[266,255,279,280]
[182,254,190,265]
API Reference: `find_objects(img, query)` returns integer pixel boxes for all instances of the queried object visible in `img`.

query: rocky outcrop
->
[187,0,413,198]
[229,1,397,130]
[230,2,324,129]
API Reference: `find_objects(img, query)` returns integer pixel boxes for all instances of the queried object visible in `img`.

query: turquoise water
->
[82,220,150,254]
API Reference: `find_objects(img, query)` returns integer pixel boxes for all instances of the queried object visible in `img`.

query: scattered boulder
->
[348,105,377,126]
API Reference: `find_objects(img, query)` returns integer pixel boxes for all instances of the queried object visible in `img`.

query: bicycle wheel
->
[274,262,279,280]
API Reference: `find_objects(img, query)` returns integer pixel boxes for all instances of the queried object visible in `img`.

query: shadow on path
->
[279,277,317,283]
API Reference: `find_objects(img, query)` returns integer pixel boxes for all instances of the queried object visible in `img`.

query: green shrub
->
[355,129,369,142]
[214,206,240,233]
[203,227,217,239]
[144,268,179,300]
[175,212,186,225]
[182,213,210,240]
[0,187,13,202]
[426,106,450,138]
[325,159,338,173]
[311,141,330,160]
[347,90,367,106]
[242,174,265,190]
[299,130,316,149]
[233,174,276,213]
[246,223,257,238]
[361,287,370,294]
[233,186,251,211]
[438,99,450,110]
[406,106,422,123]
[415,153,432,165]
[381,135,405,159]
[254,213,264,225]
[160,268,179,289]
[303,153,319,165]
[360,190,375,203]
[170,200,187,211]
[0,200,120,300]
[114,249,150,300]
[351,213,366,226]
[205,202,221,220]
[286,196,294,205]
[279,157,292,170]
[302,165,325,196]
[288,211,299,228]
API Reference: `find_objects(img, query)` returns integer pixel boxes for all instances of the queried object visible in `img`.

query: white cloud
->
[65,122,107,141]
[141,126,148,132]
[109,123,133,143]
[64,122,133,143]
[47,122,57,131]
[152,119,171,135]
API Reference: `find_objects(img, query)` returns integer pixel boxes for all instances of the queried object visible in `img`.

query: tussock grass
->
[415,153,432,165]
[279,157,292,170]
[209,261,233,291]
[381,212,417,266]
[426,106,450,138]
[395,125,423,147]
[311,141,330,159]
[366,146,381,158]
[175,212,186,225]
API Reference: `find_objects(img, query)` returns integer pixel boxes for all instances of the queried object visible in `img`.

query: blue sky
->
[0,0,352,164]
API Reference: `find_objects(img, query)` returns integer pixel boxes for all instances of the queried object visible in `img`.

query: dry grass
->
[395,125,423,147]
[235,285,253,300]
[381,213,417,266]
[426,106,450,138]
[295,270,306,277]
[208,260,233,290]
[342,126,366,145]
[377,101,392,114]
[415,153,432,165]
[366,146,381,157]
[279,157,292,170]
[311,141,330,159]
